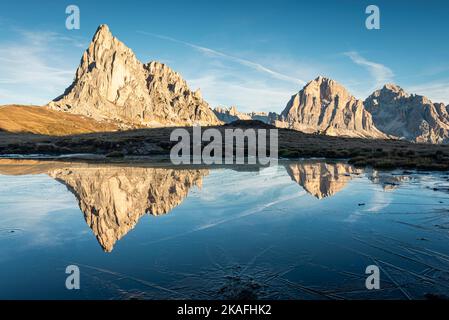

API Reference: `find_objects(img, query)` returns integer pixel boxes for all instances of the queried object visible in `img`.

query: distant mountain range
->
[276,76,449,143]
[218,76,449,144]
[213,106,278,124]
[2,24,448,144]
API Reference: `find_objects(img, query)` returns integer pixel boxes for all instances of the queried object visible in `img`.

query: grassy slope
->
[0,105,118,136]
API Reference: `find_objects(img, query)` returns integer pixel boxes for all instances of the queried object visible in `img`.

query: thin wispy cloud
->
[137,30,305,86]
[188,73,293,111]
[18,29,87,48]
[0,29,81,105]
[344,51,394,88]
[136,30,309,111]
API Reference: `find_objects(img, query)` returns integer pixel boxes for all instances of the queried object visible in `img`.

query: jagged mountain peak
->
[382,83,404,93]
[279,75,449,143]
[306,76,344,88]
[86,24,133,62]
[147,61,183,80]
[48,24,221,127]
[90,24,114,46]
[365,83,449,143]
[307,76,345,87]
[301,76,353,103]
[312,75,334,83]
[145,60,189,94]
[94,24,111,37]
[278,76,385,138]
[368,83,409,102]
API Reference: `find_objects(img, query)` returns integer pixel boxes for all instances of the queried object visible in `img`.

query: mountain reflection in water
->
[0,160,411,252]
[1,159,449,300]
[52,167,208,252]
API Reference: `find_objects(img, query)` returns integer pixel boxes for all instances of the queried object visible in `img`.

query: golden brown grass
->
[0,105,118,136]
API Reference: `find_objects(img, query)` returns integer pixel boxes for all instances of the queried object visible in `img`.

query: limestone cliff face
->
[364,84,449,143]
[213,106,278,124]
[145,61,221,126]
[278,77,386,139]
[48,24,221,127]
[49,166,208,252]
[278,77,449,143]
[285,162,361,199]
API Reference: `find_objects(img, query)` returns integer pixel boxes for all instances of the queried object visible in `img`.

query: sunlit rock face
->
[49,166,208,252]
[48,24,221,128]
[285,162,362,199]
[278,77,386,139]
[364,84,449,144]
[278,77,449,143]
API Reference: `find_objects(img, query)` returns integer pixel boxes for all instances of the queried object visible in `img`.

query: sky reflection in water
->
[0,160,448,300]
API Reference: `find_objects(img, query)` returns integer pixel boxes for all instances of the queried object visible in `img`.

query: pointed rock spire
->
[48,24,221,127]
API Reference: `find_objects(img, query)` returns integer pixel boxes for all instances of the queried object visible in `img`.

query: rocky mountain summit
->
[35,24,449,145]
[213,106,278,124]
[48,25,221,128]
[277,77,449,143]
[364,84,449,143]
[277,77,386,139]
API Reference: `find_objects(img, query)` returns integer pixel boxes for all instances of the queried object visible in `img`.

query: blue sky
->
[0,0,448,112]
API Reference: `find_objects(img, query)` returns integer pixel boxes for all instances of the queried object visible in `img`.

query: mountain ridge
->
[364,83,449,143]
[48,24,221,128]
[3,23,448,144]
[277,76,449,143]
